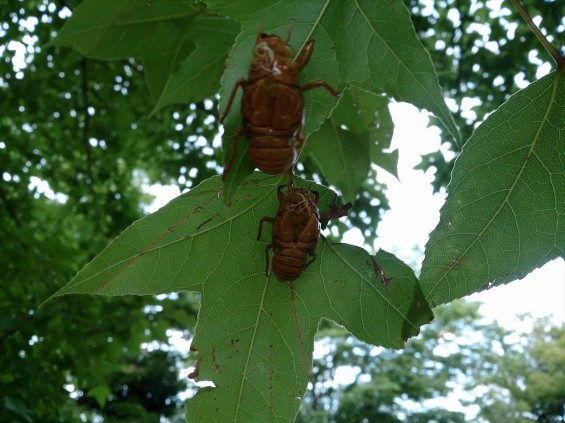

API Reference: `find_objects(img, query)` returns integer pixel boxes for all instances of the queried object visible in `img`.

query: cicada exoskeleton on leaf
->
[221,28,340,178]
[258,185,351,281]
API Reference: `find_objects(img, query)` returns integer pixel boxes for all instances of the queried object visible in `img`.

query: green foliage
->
[50,173,433,422]
[299,301,481,421]
[304,87,395,203]
[421,70,565,305]
[409,0,565,190]
[471,319,565,422]
[0,2,204,421]
[77,350,186,420]
[300,301,565,422]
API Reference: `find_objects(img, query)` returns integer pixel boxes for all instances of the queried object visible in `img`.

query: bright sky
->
[370,102,565,327]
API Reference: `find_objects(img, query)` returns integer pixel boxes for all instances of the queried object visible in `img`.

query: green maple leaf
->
[50,0,239,106]
[48,174,432,422]
[420,70,565,306]
[304,87,395,202]
[212,0,459,201]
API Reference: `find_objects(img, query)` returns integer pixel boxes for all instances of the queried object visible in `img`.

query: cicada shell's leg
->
[257,21,263,39]
[285,169,294,189]
[220,78,247,124]
[264,243,273,276]
[285,22,295,43]
[301,80,340,97]
[310,189,320,204]
[319,196,352,229]
[257,216,275,241]
[294,40,314,72]
[221,129,244,181]
[303,206,320,235]
[276,184,288,202]
[304,250,317,269]
[294,123,306,155]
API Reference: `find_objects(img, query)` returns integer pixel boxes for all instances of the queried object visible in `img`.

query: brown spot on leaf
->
[188,344,200,380]
[449,257,463,270]
[188,360,200,379]
[196,217,213,230]
[368,256,392,290]
[211,348,222,373]
[235,194,251,203]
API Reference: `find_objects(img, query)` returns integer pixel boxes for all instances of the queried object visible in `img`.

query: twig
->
[511,0,565,68]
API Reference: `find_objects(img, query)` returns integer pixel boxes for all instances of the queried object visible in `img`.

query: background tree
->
[1,0,563,422]
[1,2,205,421]
[470,317,565,422]
[299,303,565,423]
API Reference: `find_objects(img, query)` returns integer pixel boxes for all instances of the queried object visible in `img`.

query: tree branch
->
[511,0,565,69]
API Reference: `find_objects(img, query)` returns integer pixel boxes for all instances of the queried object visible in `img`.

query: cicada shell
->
[257,186,351,281]
[221,28,339,178]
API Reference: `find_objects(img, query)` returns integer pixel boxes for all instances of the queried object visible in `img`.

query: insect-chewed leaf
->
[48,173,433,423]
[421,70,565,306]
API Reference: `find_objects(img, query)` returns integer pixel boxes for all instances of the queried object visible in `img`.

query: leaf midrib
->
[234,275,270,423]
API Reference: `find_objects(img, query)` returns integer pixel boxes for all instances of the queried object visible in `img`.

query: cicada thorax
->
[221,28,339,180]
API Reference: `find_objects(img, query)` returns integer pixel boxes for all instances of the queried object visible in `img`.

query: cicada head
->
[251,32,296,78]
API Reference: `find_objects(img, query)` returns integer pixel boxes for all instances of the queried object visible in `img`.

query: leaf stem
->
[511,0,565,69]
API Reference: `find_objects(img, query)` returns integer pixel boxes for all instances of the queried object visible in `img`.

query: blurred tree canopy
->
[1,0,562,421]
[298,301,565,422]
